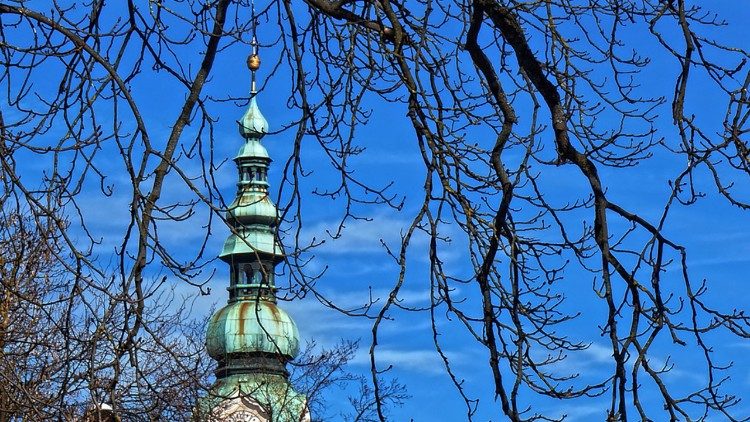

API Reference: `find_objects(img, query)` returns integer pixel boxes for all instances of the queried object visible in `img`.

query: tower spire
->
[198,9,310,420]
[248,2,260,94]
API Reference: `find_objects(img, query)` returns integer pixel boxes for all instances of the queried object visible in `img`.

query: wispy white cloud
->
[549,342,704,385]
[283,287,435,345]
[296,214,465,266]
[297,215,416,255]
[688,253,750,267]
[581,342,615,364]
[350,347,465,376]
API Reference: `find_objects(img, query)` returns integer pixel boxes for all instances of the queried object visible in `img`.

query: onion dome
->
[226,192,278,227]
[206,300,300,360]
[236,137,270,160]
[239,96,268,139]
[219,228,283,260]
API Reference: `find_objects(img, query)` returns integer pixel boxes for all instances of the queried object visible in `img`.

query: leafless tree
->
[279,1,750,420]
[0,0,233,418]
[0,201,214,420]
[1,0,749,421]
[0,208,66,420]
[0,1,386,420]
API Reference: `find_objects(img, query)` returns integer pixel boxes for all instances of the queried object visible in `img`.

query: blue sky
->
[212,2,750,419]
[5,0,750,420]
[189,86,750,420]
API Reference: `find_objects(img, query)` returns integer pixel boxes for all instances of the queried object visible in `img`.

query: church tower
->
[195,26,310,422]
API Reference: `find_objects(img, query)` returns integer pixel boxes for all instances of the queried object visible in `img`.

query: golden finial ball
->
[247,54,261,71]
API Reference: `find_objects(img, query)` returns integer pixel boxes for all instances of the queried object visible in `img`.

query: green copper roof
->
[206,300,300,359]
[236,138,270,160]
[219,228,283,260]
[227,191,278,227]
[239,97,269,139]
